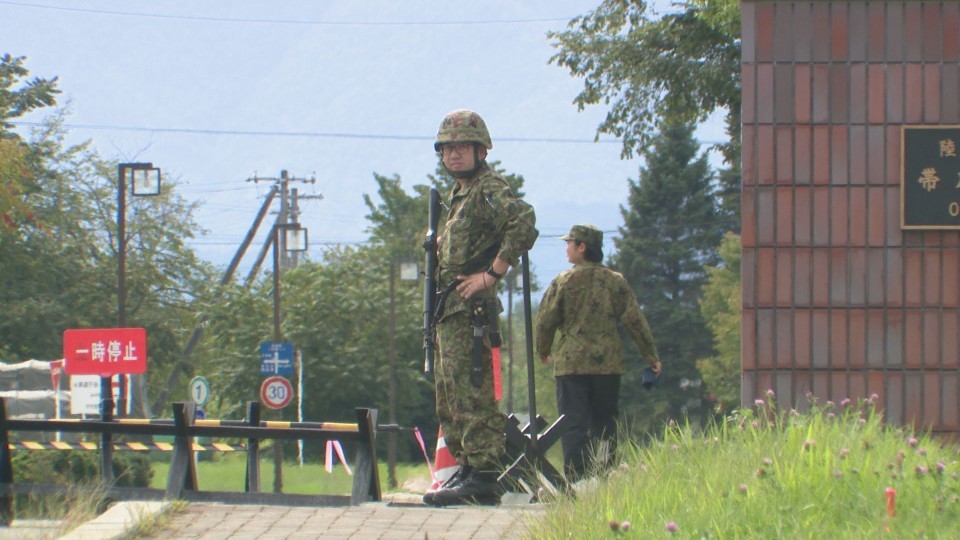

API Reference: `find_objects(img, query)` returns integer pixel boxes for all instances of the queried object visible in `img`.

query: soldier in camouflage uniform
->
[424,109,538,506]
[535,224,661,481]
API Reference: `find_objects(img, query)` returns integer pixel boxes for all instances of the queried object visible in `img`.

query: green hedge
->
[12,449,153,487]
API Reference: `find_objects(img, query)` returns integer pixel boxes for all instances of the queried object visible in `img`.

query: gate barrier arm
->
[0,398,381,524]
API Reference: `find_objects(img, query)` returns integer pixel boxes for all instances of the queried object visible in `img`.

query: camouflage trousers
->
[435,310,505,469]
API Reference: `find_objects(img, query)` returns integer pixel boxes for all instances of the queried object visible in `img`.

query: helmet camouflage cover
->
[434,109,493,151]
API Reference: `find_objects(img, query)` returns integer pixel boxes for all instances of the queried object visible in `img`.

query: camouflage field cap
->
[434,109,493,151]
[560,224,603,247]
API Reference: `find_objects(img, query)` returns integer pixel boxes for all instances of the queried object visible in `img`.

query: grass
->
[11,481,111,538]
[149,450,432,495]
[526,393,960,539]
[119,500,188,540]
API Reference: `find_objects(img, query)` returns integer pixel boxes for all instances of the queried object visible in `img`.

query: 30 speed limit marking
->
[260,376,293,409]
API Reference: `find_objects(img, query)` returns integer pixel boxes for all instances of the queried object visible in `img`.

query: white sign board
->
[70,375,131,415]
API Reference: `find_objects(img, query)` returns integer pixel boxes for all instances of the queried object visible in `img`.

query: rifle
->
[422,187,441,375]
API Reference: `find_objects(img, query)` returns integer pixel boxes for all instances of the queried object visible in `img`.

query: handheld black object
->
[422,187,441,375]
[641,366,659,390]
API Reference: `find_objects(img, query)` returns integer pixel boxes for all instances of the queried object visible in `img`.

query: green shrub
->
[12,449,153,487]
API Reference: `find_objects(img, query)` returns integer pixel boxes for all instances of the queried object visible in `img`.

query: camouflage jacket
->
[437,163,538,319]
[535,262,659,376]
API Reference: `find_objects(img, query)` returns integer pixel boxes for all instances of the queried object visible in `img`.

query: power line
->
[9,121,726,146]
[0,1,574,26]
[10,121,625,144]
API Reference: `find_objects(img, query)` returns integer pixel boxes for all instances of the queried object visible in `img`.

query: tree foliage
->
[0,115,215,369]
[1,54,60,235]
[202,243,433,459]
[548,0,740,158]
[548,0,742,225]
[0,55,217,420]
[612,122,722,429]
[696,231,741,412]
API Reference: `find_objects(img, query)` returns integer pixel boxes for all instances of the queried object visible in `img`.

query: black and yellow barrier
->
[0,399,381,525]
[6,441,245,452]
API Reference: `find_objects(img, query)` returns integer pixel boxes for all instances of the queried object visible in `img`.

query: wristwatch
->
[486,267,503,280]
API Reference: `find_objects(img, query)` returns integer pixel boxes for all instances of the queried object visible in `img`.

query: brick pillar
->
[741,0,960,434]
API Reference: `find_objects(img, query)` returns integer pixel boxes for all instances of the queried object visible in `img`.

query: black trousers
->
[555,374,621,480]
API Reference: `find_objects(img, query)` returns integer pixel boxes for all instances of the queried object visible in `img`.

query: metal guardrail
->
[0,398,382,525]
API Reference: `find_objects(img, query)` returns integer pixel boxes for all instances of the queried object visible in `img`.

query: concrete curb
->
[59,501,171,540]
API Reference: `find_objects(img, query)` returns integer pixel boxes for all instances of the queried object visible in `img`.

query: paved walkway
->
[0,493,544,539]
[138,494,543,540]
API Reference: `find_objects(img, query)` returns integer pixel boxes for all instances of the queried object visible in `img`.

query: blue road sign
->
[260,342,294,375]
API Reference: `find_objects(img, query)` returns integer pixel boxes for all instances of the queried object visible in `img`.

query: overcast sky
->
[2,0,725,284]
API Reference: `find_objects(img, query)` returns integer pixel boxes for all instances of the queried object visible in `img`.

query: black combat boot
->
[423,465,472,505]
[427,469,504,507]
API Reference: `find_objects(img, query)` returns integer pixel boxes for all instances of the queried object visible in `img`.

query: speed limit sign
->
[260,376,293,409]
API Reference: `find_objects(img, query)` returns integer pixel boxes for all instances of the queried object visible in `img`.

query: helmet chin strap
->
[446,147,485,179]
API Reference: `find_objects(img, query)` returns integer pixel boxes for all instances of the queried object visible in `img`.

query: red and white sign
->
[260,376,293,409]
[49,360,64,389]
[63,328,147,376]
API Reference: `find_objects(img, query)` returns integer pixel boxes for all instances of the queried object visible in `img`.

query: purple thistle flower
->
[766,388,775,398]
[666,521,679,533]
[763,457,773,466]
[908,437,918,447]
[834,470,843,478]
[840,398,852,408]
[755,399,765,407]
[918,448,927,456]
[936,462,947,474]
[620,521,631,532]
[916,465,928,477]
[738,483,748,495]
[839,448,849,459]
[609,520,620,531]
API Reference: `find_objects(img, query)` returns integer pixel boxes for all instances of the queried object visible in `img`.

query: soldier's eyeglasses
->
[439,142,474,156]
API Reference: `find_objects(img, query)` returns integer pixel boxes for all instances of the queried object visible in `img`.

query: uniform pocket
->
[440,214,472,268]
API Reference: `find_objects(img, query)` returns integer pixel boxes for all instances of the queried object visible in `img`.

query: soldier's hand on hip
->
[456,271,494,299]
[540,356,552,366]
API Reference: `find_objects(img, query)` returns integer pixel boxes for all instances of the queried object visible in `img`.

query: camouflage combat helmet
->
[434,109,493,152]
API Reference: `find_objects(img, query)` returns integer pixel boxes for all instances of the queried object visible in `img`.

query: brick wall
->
[741,0,960,433]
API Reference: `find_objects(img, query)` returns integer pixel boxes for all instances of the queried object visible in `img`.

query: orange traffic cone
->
[431,426,460,490]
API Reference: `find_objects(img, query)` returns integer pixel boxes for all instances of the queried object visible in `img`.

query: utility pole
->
[247,170,318,271]
[247,170,318,494]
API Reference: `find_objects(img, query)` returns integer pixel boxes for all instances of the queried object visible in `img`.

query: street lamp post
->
[387,258,418,488]
[110,162,160,481]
